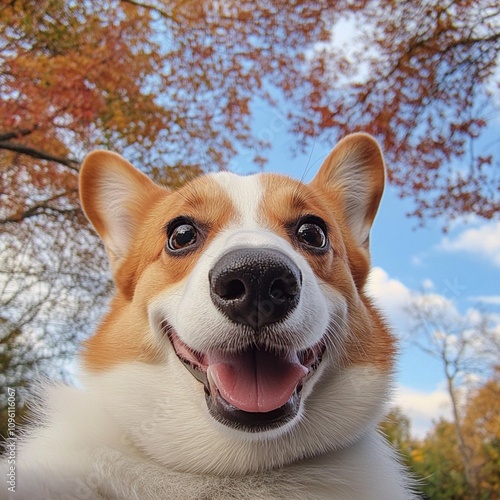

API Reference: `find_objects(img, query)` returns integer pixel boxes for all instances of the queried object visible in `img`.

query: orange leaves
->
[1,0,499,228]
[2,0,165,150]
[293,0,499,222]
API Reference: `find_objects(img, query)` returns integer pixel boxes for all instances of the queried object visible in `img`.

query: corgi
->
[2,133,415,499]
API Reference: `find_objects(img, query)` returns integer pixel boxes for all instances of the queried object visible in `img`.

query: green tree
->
[409,379,500,499]
[463,379,500,497]
[412,419,470,499]
[379,406,415,469]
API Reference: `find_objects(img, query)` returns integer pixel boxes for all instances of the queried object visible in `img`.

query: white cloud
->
[366,267,413,331]
[440,221,500,267]
[310,12,380,87]
[410,292,459,319]
[471,295,500,306]
[392,384,452,439]
[422,279,434,291]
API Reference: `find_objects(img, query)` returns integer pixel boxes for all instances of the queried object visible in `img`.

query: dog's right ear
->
[309,133,385,249]
[79,151,166,273]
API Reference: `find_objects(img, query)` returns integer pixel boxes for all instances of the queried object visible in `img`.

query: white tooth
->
[207,367,217,390]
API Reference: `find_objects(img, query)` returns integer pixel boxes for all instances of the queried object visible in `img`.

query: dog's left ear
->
[310,133,385,247]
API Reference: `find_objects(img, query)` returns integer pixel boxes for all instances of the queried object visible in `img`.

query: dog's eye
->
[168,223,197,251]
[296,222,327,249]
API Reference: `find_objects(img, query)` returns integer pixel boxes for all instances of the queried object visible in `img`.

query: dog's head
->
[79,133,395,474]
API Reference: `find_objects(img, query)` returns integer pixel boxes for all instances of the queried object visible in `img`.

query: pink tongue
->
[207,349,307,413]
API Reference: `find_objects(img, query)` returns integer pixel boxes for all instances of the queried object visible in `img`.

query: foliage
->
[387,380,500,499]
[462,379,500,497]
[1,1,499,224]
[380,406,416,468]
[412,419,471,499]
[294,0,500,222]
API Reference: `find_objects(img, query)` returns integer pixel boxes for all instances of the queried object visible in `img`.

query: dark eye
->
[296,222,327,249]
[167,222,198,252]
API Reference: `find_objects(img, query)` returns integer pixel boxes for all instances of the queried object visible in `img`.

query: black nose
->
[209,248,302,330]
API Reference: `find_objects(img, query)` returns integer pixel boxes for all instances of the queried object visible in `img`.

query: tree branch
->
[0,194,80,224]
[0,141,80,171]
[120,0,174,20]
[0,128,36,142]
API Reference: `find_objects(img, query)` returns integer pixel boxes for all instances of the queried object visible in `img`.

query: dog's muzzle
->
[165,247,325,433]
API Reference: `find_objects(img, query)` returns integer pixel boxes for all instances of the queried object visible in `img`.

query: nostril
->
[269,279,286,303]
[221,279,246,301]
[269,276,299,303]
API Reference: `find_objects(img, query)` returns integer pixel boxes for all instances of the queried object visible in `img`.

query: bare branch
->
[0,142,80,171]
[119,0,174,20]
[0,128,36,142]
[0,192,80,224]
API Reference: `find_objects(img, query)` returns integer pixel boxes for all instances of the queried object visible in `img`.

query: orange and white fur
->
[3,134,415,499]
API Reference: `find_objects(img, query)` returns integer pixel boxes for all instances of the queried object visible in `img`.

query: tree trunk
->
[445,364,477,498]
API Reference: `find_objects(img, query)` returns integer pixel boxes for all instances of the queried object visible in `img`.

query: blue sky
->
[229,101,500,438]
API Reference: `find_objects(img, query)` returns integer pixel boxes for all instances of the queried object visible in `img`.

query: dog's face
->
[79,133,395,474]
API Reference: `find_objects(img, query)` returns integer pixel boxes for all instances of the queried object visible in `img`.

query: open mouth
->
[165,324,325,431]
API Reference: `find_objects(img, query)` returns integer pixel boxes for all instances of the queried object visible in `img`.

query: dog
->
[2,133,415,499]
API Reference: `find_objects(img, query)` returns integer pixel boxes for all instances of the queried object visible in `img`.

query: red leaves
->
[292,0,499,222]
[1,0,498,225]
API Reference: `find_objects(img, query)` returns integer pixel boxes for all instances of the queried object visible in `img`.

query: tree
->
[408,378,500,499]
[379,406,418,473]
[462,378,500,497]
[407,294,499,496]
[2,1,499,224]
[0,222,111,441]
[380,407,412,451]
[293,0,500,222]
[412,419,470,499]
